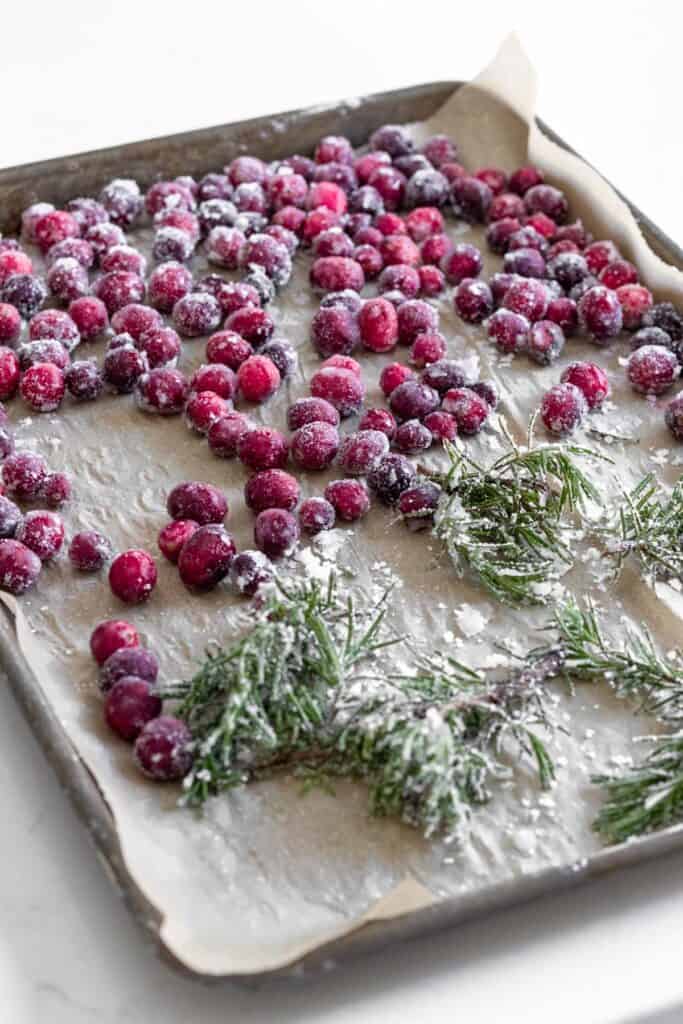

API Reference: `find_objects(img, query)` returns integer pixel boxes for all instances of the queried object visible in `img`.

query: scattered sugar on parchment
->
[454,603,489,637]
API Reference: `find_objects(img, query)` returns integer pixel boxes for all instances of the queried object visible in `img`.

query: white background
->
[2,2,683,1021]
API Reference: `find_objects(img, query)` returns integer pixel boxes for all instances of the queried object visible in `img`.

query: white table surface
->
[2,2,683,1021]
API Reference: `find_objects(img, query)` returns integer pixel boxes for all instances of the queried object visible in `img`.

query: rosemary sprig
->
[168,575,561,839]
[600,473,683,583]
[432,419,606,606]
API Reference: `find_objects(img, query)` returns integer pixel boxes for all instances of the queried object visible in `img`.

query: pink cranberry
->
[454,279,493,324]
[109,549,157,604]
[338,430,389,475]
[367,453,415,505]
[541,383,588,436]
[0,496,21,538]
[396,300,439,345]
[40,472,71,508]
[273,205,306,235]
[235,181,268,215]
[560,362,610,410]
[405,207,443,243]
[236,355,280,404]
[324,479,369,522]
[100,646,158,693]
[177,524,236,589]
[155,208,200,243]
[578,286,623,343]
[238,427,289,471]
[502,279,549,322]
[228,155,266,186]
[90,619,139,665]
[441,243,482,285]
[1,275,47,319]
[86,222,126,258]
[599,259,638,290]
[442,388,490,435]
[287,397,339,430]
[103,344,146,393]
[527,320,565,365]
[15,510,64,561]
[203,226,243,271]
[389,379,439,421]
[99,179,143,227]
[358,408,396,439]
[137,326,182,370]
[69,530,113,571]
[147,262,193,313]
[34,210,80,254]
[418,266,445,297]
[307,181,347,215]
[503,247,547,279]
[20,363,65,412]
[585,240,620,275]
[172,292,222,338]
[451,176,492,223]
[206,330,253,369]
[111,304,161,341]
[314,135,354,165]
[311,304,360,358]
[665,395,683,440]
[394,419,432,454]
[357,298,396,353]
[299,497,335,535]
[245,468,300,513]
[546,296,578,336]
[423,410,458,441]
[487,308,530,354]
[137,368,189,415]
[0,250,33,286]
[379,235,419,269]
[225,306,273,346]
[310,366,364,417]
[398,481,441,530]
[291,421,340,470]
[67,296,108,340]
[167,481,227,525]
[378,263,421,298]
[0,539,41,594]
[22,202,55,241]
[0,303,21,346]
[627,345,679,395]
[0,348,20,400]
[410,332,447,367]
[321,354,361,376]
[134,715,193,782]
[379,362,415,397]
[208,412,253,458]
[310,256,364,294]
[105,677,162,743]
[616,284,653,330]
[374,213,406,237]
[101,244,146,276]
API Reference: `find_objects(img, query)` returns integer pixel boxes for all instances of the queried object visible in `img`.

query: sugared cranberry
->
[523,184,568,223]
[486,216,522,253]
[394,419,432,454]
[642,302,683,342]
[28,310,78,350]
[253,508,299,560]
[388,379,439,421]
[86,222,126,258]
[398,481,441,530]
[172,292,222,338]
[167,481,227,525]
[0,250,33,286]
[503,246,546,279]
[145,180,195,217]
[508,226,549,255]
[136,326,181,370]
[578,285,623,343]
[367,453,415,505]
[488,194,525,224]
[19,339,70,372]
[442,388,489,435]
[272,205,307,236]
[227,550,272,597]
[286,397,338,432]
[540,384,587,435]
[103,343,146,393]
[100,645,158,693]
[309,366,364,417]
[338,430,389,475]
[374,213,406,237]
[410,332,446,367]
[236,355,280,403]
[584,240,620,275]
[206,330,253,370]
[323,479,369,522]
[302,207,341,244]
[69,529,113,571]
[418,265,445,297]
[546,296,578,336]
[157,519,199,565]
[186,365,234,404]
[152,227,194,264]
[207,412,253,458]
[441,243,482,285]
[46,237,94,270]
[508,166,544,195]
[0,496,21,538]
[228,155,266,186]
[33,210,80,254]
[489,272,519,307]
[265,224,298,254]
[396,300,438,345]
[291,421,340,470]
[420,134,456,167]
[423,410,458,441]
[378,263,421,298]
[105,678,162,743]
[3,451,47,499]
[40,472,71,508]
[99,179,143,227]
[311,304,360,358]
[109,549,157,604]
[310,256,364,295]
[240,233,292,288]
[14,510,63,561]
[559,362,609,410]
[154,208,200,243]
[238,427,289,471]
[377,236,418,271]
[357,409,395,440]
[313,228,354,259]
[616,284,653,331]
[356,298,396,353]
[20,363,65,412]
[454,279,493,324]
[22,202,55,241]
[198,173,232,201]
[354,151,391,185]
[421,359,469,395]
[502,279,549,322]
[548,239,580,259]
[627,345,679,395]
[632,326,671,351]
[244,468,299,513]
[405,207,443,243]
[547,251,589,290]
[63,360,100,404]
[665,395,683,440]
[137,368,189,415]
[364,166,404,211]
[134,715,193,781]
[487,308,530,354]
[0,348,20,399]
[177,524,236,589]
[379,362,414,397]
[111,304,161,342]
[451,176,492,222]
[90,619,140,666]
[146,262,193,313]
[0,539,41,595]
[197,197,237,235]
[94,272,145,315]
[352,244,382,279]
[0,303,21,346]
[68,296,108,340]
[298,497,336,535]
[235,181,269,216]
[598,259,638,290]
[322,354,361,376]
[369,124,413,157]
[225,306,273,347]
[100,244,146,276]
[524,212,557,240]
[260,339,296,380]
[1,275,47,319]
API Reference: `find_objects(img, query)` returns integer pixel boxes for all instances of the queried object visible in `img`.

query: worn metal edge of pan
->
[2,81,683,985]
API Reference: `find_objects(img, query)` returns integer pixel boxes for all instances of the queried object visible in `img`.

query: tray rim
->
[3,80,683,984]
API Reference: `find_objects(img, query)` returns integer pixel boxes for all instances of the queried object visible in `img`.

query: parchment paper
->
[7,34,683,975]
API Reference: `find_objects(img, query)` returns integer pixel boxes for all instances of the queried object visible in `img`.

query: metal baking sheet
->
[2,79,683,983]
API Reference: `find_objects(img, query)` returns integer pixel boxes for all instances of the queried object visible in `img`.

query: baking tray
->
[2,81,683,984]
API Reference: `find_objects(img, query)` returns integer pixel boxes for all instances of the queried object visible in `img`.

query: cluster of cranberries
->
[89,618,193,781]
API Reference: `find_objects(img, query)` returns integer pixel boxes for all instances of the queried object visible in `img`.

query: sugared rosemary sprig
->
[167,575,561,839]
[432,418,606,606]
[600,473,683,583]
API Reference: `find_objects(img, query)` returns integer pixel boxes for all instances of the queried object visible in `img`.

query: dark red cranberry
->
[547,251,588,290]
[627,345,679,395]
[355,151,391,185]
[147,262,193,313]
[338,430,389,475]
[421,359,469,395]
[15,510,63,561]
[225,306,273,346]
[311,304,360,358]
[398,480,441,530]
[103,344,146,393]
[99,179,143,227]
[238,427,289,471]
[20,363,65,412]
[69,530,113,571]
[570,275,600,302]
[105,677,162,743]
[0,539,41,594]
[508,166,544,196]
[378,264,421,298]
[665,395,683,440]
[2,452,46,499]
[502,279,549,322]
[410,332,446,367]
[545,296,578,336]
[421,134,457,167]
[244,469,299,513]
[396,300,438,345]
[441,243,482,285]
[369,124,413,157]
[405,169,449,209]
[109,549,157,604]
[442,388,489,435]
[207,412,253,458]
[395,154,431,177]
[100,243,146,276]
[393,419,432,454]
[94,272,145,314]
[1,275,47,319]
[541,384,588,435]
[487,308,530,354]
[423,410,458,441]
[198,173,233,201]
[367,166,406,211]
[503,247,546,279]
[137,326,182,369]
[152,226,195,263]
[239,234,291,288]
[631,326,672,351]
[167,481,228,524]
[560,362,609,410]
[134,715,193,781]
[488,193,525,223]
[616,284,653,331]
[367,453,415,505]
[206,330,253,369]
[145,180,195,216]
[451,176,492,223]
[226,550,272,597]
[353,244,383,279]
[486,217,522,254]
[298,497,335,535]
[0,348,19,400]
[177,523,236,589]
[454,278,493,324]
[234,180,269,214]
[47,236,95,269]
[599,259,638,290]
[417,266,443,297]
[86,222,126,258]
[389,379,439,421]
[324,479,370,522]
[578,286,623,343]
[348,185,384,217]
[309,366,364,417]
[352,223,382,247]
[488,272,518,307]
[45,256,88,302]
[265,223,298,255]
[418,235,451,270]
[67,296,108,340]
[188,363,235,402]
[287,397,339,433]
[0,303,21,346]
[523,184,568,223]
[0,496,21,538]
[90,619,139,666]
[291,421,340,471]
[642,302,683,342]
[172,292,222,338]
[111,304,161,342]
[99,645,159,693]
[527,320,565,365]
[379,362,415,397]
[320,289,363,314]
[252,505,299,560]
[40,472,71,508]
[18,339,70,371]
[137,368,189,415]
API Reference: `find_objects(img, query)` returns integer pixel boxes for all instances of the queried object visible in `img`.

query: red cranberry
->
[99,643,158,692]
[291,421,340,470]
[322,354,361,376]
[441,243,482,285]
[353,244,383,279]
[355,151,391,184]
[19,339,70,372]
[393,419,432,453]
[523,184,568,223]
[155,208,200,243]
[105,677,162,743]
[356,298,396,353]
[0,303,21,346]
[524,212,557,240]
[240,233,292,288]
[99,179,143,227]
[172,292,222,338]
[398,480,441,530]
[2,451,47,499]
[454,279,494,324]
[22,202,55,240]
[417,236,450,270]
[265,224,298,254]
[508,166,544,195]
[33,210,80,254]
[40,472,71,508]
[268,173,308,211]
[396,300,438,345]
[310,366,364,417]
[490,272,520,307]
[643,302,683,341]
[502,279,549,322]
[323,479,369,522]
[185,390,234,433]
[177,523,236,589]
[134,715,193,781]
[67,296,108,340]
[389,379,439,421]
[299,497,336,535]
[423,410,458,441]
[366,166,406,211]
[228,155,266,186]
[166,482,227,525]
[442,388,489,435]
[287,397,338,432]
[206,412,250,459]
[90,620,140,666]
[548,239,579,259]
[420,134,456,167]
[418,266,444,297]
[28,309,78,350]
[314,135,353,166]
[527,320,565,365]
[0,539,41,594]
[302,207,341,244]
[422,362,470,400]
[487,308,530,354]
[146,262,192,313]
[508,226,549,255]
[546,296,578,336]
[503,247,546,279]
[369,124,413,158]
[238,427,289,471]
[245,469,300,513]
[0,495,21,538]
[578,286,623,343]
[627,345,679,395]
[310,256,364,294]
[379,235,420,269]
[69,529,113,571]
[314,228,354,259]
[379,362,415,397]
[145,180,195,216]
[488,193,525,224]
[86,222,126,258]
[451,176,492,223]
[378,264,421,298]
[20,363,65,412]
[358,408,396,439]
[307,181,347,216]
[15,510,63,561]
[311,304,360,358]
[560,362,609,410]
[470,380,499,410]
[137,326,182,369]
[486,216,522,253]
[410,332,446,367]
[599,259,638,290]
[405,207,444,242]
[367,453,415,505]
[0,348,20,400]
[100,244,146,276]
[273,206,307,236]
[94,272,145,315]
[665,395,683,440]
[109,549,157,604]
[584,240,620,275]
[137,368,189,415]
[616,284,653,330]
[236,355,280,403]
[103,344,146,393]
[338,430,389,475]
[111,303,161,342]
[1,275,47,319]
[540,383,587,435]
[206,330,253,370]
[0,250,33,286]
[235,182,269,215]
[260,339,296,380]
[374,213,406,237]
[225,306,273,346]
